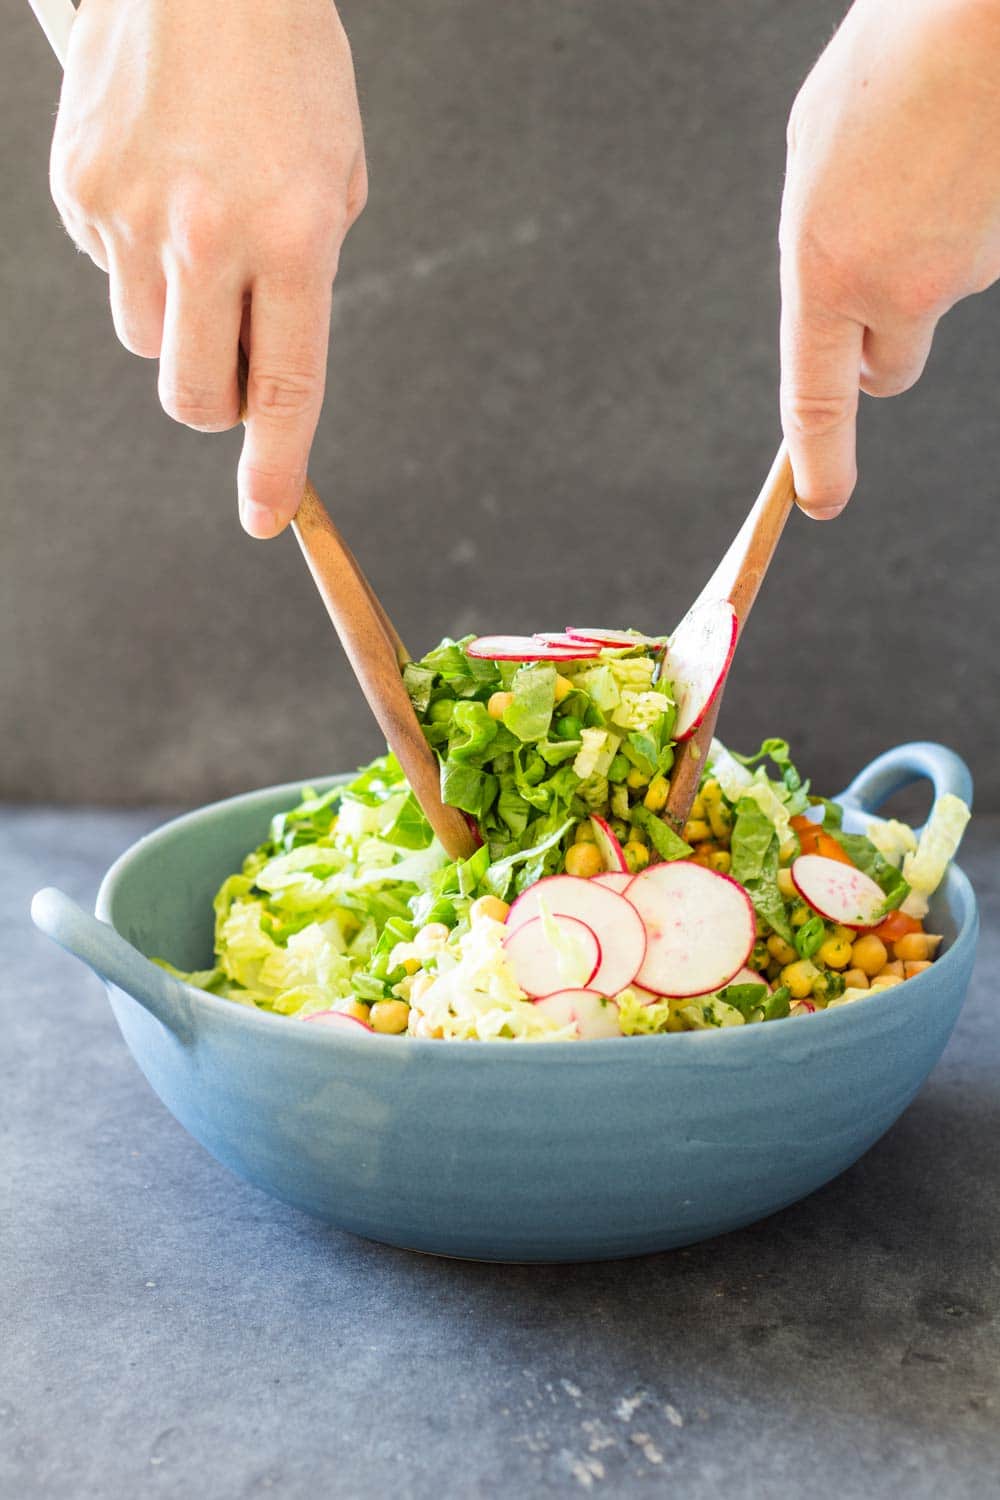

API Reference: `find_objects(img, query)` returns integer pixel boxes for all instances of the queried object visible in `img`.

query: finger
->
[158,271,244,432]
[238,276,331,538]
[780,287,864,520]
[59,211,110,273]
[107,245,166,359]
[860,317,936,399]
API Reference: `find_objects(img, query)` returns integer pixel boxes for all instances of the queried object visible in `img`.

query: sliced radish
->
[506,875,646,998]
[716,965,770,994]
[534,989,622,1039]
[466,635,597,662]
[503,913,601,998]
[791,854,887,929]
[305,1009,374,1033]
[627,861,755,997]
[532,632,602,656]
[663,600,739,741]
[593,872,634,894]
[589,815,629,873]
[565,627,667,650]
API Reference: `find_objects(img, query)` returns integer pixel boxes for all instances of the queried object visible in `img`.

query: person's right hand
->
[50,0,367,538]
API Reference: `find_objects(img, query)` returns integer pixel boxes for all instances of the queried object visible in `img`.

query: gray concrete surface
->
[3,1,1000,809]
[4,806,999,1499]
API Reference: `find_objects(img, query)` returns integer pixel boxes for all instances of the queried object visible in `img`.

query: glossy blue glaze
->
[32,743,978,1262]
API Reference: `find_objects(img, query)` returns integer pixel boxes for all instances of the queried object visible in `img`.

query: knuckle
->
[159,377,238,430]
[248,368,322,420]
[780,389,856,439]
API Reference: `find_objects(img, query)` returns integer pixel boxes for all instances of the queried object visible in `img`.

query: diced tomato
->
[873,909,923,943]
[792,818,854,865]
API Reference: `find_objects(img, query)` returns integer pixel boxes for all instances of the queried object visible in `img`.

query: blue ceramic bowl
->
[32,742,977,1262]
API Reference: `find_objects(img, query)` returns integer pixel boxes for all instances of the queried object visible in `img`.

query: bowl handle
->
[835,742,973,827]
[31,886,195,1044]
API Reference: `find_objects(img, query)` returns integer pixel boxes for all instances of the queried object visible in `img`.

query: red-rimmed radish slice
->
[593,872,633,893]
[506,875,646,997]
[564,627,667,650]
[589,815,628,873]
[654,965,769,1003]
[466,635,596,661]
[533,989,622,1039]
[717,965,770,994]
[305,1010,374,1033]
[663,599,739,741]
[627,861,755,997]
[532,632,602,656]
[791,854,887,928]
[503,913,601,998]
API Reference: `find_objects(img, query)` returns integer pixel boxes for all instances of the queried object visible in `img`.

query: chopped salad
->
[162,629,970,1041]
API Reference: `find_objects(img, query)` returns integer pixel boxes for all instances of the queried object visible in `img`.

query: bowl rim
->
[95,773,979,1056]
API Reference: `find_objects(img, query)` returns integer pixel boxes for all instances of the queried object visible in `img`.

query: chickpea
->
[689,794,707,821]
[790,902,812,929]
[643,775,670,813]
[683,818,713,844]
[708,849,731,874]
[626,766,650,790]
[850,934,888,977]
[903,960,934,979]
[624,842,650,874]
[811,969,845,1005]
[781,960,820,999]
[370,1000,410,1035]
[879,960,905,979]
[842,968,869,991]
[573,820,597,844]
[470,895,510,925]
[487,690,514,720]
[767,934,798,967]
[414,922,451,958]
[869,974,903,993]
[893,932,943,963]
[553,673,574,702]
[335,999,372,1025]
[565,842,604,878]
[817,935,853,970]
[401,956,422,976]
[777,868,797,901]
[701,780,733,842]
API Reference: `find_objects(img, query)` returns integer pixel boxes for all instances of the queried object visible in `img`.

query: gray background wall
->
[3,0,998,810]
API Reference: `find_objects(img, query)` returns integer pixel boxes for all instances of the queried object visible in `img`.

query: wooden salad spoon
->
[663,444,797,833]
[237,358,480,861]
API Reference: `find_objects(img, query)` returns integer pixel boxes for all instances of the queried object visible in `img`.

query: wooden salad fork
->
[663,444,797,833]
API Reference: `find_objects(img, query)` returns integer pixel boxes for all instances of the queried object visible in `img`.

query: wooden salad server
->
[663,444,797,833]
[238,360,479,862]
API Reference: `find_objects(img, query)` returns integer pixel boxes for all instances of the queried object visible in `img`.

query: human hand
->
[50,0,367,538]
[779,0,1000,516]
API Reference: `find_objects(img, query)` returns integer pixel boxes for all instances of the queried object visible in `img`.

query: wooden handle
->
[292,484,478,859]
[236,351,475,860]
[664,444,796,833]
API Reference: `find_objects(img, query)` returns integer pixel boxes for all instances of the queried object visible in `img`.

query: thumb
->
[779,283,864,520]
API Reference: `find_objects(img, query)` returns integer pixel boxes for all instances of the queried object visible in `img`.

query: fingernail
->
[239,496,281,538]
